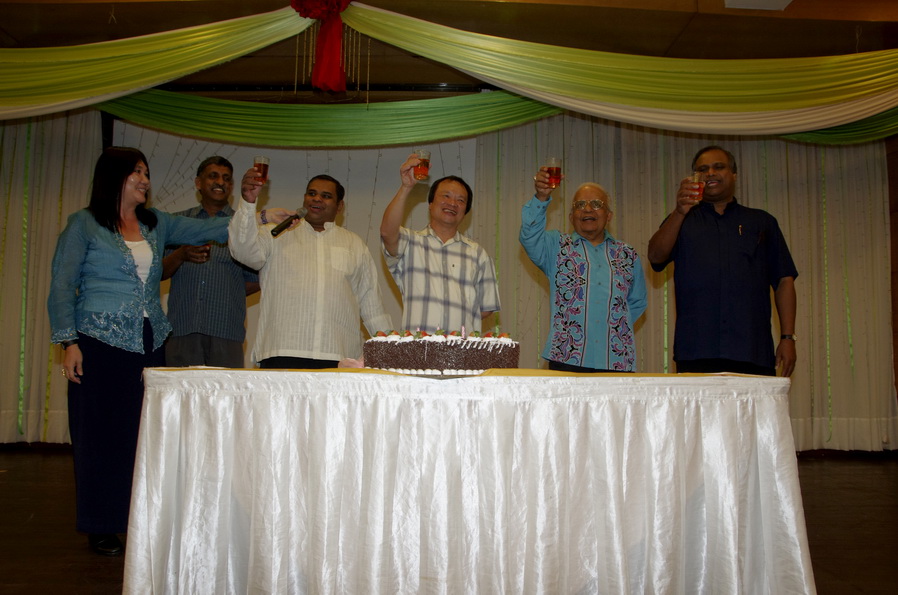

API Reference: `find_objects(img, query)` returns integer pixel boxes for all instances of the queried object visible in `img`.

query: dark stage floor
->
[1,444,896,594]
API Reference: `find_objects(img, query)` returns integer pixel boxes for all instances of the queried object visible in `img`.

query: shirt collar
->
[699,197,740,214]
[573,230,615,246]
[302,219,336,232]
[191,203,234,218]
[424,225,472,247]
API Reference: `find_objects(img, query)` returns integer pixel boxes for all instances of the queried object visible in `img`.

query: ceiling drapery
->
[0,8,312,119]
[99,89,561,147]
[2,2,898,142]
[342,3,898,136]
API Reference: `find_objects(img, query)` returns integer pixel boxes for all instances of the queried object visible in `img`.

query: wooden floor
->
[1,444,896,594]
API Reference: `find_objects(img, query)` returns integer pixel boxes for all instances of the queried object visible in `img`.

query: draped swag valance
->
[3,3,898,144]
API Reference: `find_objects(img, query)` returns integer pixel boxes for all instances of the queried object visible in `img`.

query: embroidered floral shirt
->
[520,196,647,371]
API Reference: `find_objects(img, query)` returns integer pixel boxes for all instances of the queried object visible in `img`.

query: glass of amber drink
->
[414,149,431,181]
[253,156,270,184]
[546,157,562,189]
[691,171,704,200]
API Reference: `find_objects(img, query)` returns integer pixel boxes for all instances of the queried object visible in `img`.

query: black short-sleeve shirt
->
[652,199,798,368]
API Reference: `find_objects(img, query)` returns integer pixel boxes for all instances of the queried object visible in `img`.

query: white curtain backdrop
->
[473,115,898,451]
[0,109,102,443]
[1,110,896,451]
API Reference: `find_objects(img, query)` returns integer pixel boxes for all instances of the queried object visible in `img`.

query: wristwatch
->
[780,334,797,341]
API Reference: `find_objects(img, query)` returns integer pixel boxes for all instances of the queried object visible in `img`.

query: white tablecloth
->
[124,369,816,594]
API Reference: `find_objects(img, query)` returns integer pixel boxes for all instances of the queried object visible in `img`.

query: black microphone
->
[270,207,308,237]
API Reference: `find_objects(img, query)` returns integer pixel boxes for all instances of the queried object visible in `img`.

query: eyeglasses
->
[572,199,607,211]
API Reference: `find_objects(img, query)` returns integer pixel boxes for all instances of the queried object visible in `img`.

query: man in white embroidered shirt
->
[380,154,501,333]
[229,168,392,369]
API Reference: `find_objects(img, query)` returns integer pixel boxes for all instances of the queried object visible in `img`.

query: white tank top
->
[125,239,152,317]
[125,239,152,284]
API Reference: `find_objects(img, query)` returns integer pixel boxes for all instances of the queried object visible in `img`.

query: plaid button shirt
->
[384,226,500,333]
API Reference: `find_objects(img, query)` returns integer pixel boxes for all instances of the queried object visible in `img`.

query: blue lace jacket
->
[48,208,229,353]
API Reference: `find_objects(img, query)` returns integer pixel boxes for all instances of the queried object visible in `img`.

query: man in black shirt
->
[647,146,798,376]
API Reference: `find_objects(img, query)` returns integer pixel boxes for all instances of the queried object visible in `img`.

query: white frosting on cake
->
[364,367,486,376]
[364,330,518,376]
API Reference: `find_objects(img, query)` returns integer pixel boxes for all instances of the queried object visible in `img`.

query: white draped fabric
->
[124,368,815,595]
[481,81,898,135]
[0,88,155,123]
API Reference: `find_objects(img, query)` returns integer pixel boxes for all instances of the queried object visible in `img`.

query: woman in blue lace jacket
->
[47,147,285,556]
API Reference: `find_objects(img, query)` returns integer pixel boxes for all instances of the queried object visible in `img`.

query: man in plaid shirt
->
[381,154,500,334]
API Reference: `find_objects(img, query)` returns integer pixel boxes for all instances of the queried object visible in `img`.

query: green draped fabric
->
[99,89,561,147]
[2,3,898,142]
[98,87,898,147]
[343,4,898,112]
[782,105,898,144]
[0,8,311,117]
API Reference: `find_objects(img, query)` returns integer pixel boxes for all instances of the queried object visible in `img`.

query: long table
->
[123,369,816,594]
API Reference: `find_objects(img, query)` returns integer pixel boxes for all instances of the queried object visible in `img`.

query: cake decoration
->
[363,328,520,375]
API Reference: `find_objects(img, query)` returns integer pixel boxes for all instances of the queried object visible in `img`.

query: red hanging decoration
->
[291,0,352,92]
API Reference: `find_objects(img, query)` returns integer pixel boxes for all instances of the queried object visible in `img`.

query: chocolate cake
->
[363,331,520,375]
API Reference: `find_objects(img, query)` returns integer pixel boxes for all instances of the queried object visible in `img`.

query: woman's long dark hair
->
[87,146,158,233]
